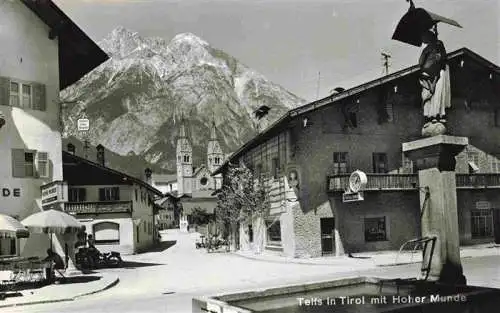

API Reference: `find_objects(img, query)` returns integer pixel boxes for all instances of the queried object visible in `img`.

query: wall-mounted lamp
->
[460,60,465,68]
[489,73,493,80]
[303,117,310,128]
[394,85,398,93]
[356,99,360,104]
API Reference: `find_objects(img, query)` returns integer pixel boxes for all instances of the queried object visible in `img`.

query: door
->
[320,218,335,256]
[494,209,500,244]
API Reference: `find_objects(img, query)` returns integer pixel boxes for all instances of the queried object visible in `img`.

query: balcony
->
[64,201,133,214]
[328,174,418,192]
[456,174,500,189]
[327,173,500,192]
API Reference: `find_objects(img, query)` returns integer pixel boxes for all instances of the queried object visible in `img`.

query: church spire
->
[209,118,217,140]
[178,113,187,139]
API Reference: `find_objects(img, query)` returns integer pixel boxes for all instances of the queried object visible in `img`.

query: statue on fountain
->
[418,27,451,137]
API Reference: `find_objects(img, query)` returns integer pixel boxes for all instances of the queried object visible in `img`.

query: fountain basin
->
[193,277,500,313]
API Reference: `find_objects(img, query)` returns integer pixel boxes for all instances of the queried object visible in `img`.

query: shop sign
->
[343,192,364,203]
[1,188,21,197]
[41,181,68,206]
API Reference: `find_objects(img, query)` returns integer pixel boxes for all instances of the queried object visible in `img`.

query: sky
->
[54,0,499,102]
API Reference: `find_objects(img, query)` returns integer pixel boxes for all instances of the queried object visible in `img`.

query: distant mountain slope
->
[61,27,306,174]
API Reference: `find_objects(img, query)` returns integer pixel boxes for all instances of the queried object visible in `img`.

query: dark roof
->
[63,151,163,196]
[20,0,109,90]
[213,47,500,175]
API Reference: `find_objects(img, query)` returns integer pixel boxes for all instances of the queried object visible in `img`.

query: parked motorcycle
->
[195,236,206,249]
[76,247,123,270]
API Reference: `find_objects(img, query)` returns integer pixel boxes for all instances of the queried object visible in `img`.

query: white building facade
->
[0,0,107,258]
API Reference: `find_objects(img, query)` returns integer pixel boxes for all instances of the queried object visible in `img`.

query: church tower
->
[176,118,193,195]
[207,119,224,189]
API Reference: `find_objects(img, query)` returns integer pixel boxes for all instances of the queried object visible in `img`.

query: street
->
[7,231,500,313]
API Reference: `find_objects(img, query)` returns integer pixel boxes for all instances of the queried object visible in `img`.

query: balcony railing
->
[456,174,500,189]
[64,201,133,214]
[328,174,418,192]
[328,173,500,192]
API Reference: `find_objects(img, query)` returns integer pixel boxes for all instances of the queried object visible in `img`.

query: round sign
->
[349,170,367,193]
[77,118,90,131]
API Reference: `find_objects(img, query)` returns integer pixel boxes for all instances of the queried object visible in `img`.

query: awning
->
[181,200,217,215]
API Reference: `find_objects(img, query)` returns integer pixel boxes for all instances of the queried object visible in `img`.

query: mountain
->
[60,27,307,177]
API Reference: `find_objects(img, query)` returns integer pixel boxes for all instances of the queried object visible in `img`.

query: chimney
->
[144,168,153,185]
[96,144,105,166]
[67,143,76,155]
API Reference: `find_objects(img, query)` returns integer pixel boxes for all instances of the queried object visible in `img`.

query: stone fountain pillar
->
[403,135,468,285]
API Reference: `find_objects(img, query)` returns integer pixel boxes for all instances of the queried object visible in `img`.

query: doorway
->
[493,209,500,244]
[320,218,335,256]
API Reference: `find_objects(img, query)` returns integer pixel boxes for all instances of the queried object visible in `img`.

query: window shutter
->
[0,77,9,106]
[32,83,46,111]
[11,149,26,178]
[113,187,120,200]
[36,151,49,178]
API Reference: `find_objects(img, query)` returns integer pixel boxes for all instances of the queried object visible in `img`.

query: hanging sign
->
[77,118,90,131]
[343,192,364,203]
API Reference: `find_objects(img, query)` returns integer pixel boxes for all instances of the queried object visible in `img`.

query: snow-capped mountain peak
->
[61,28,306,174]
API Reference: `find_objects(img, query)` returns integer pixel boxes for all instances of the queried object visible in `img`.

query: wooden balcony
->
[64,201,132,214]
[328,174,418,192]
[327,173,500,192]
[456,174,500,189]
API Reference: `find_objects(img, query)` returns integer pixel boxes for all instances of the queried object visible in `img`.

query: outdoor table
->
[0,256,52,285]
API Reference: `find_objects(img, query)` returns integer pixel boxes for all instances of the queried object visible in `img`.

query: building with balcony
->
[62,145,163,255]
[214,47,500,258]
[0,0,107,258]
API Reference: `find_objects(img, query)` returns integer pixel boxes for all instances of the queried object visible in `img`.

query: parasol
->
[21,209,84,249]
[0,214,29,239]
[392,1,462,47]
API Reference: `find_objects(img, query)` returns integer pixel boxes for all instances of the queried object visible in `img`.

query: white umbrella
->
[21,209,84,249]
[0,214,29,239]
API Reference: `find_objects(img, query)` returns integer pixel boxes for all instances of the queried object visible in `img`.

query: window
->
[333,152,348,174]
[471,210,493,238]
[200,177,208,186]
[255,163,263,178]
[349,112,358,128]
[248,224,253,243]
[402,154,416,173]
[6,80,45,110]
[93,222,120,244]
[135,189,138,201]
[69,188,86,202]
[10,239,16,255]
[373,153,388,173]
[490,155,500,173]
[266,220,281,244]
[24,152,34,177]
[364,217,387,242]
[183,155,190,163]
[98,187,120,201]
[136,226,140,243]
[22,84,32,107]
[467,151,480,173]
[214,157,221,165]
[495,109,500,127]
[271,157,279,179]
[10,82,19,106]
[12,149,49,178]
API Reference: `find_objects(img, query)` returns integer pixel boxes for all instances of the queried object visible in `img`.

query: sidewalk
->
[0,273,119,308]
[233,243,500,267]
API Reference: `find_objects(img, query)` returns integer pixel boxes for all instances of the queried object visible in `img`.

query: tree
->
[215,163,269,251]
[190,207,213,225]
